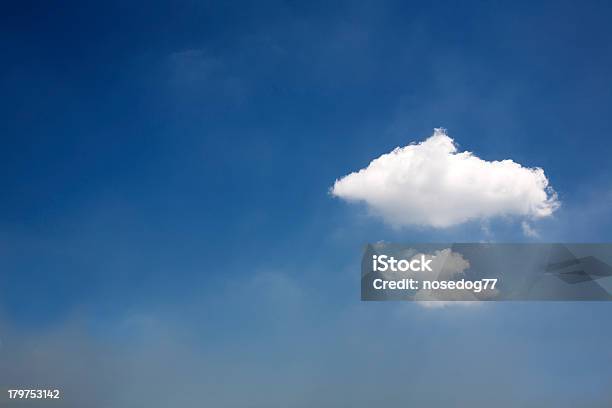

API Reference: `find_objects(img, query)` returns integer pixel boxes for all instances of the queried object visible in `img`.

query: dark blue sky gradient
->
[1,1,612,406]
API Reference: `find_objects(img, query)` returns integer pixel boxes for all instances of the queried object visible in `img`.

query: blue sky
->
[1,1,612,406]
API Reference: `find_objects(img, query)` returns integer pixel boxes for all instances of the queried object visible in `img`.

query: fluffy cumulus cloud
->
[331,129,559,228]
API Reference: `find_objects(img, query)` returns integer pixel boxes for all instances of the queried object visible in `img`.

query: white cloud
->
[331,129,559,228]
[521,221,540,238]
[409,248,497,303]
[373,246,498,306]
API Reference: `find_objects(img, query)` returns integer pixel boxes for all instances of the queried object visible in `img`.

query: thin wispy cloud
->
[521,221,540,238]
